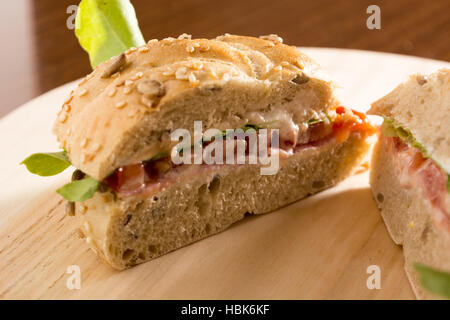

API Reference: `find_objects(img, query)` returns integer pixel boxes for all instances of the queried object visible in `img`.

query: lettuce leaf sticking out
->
[57,177,100,202]
[21,151,100,201]
[414,263,450,299]
[381,117,428,157]
[75,0,145,68]
[21,151,71,176]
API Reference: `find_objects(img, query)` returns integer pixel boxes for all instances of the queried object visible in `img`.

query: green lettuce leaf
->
[414,263,450,299]
[56,177,100,202]
[75,0,145,68]
[21,151,71,176]
[382,117,428,157]
[307,118,324,126]
[382,117,450,194]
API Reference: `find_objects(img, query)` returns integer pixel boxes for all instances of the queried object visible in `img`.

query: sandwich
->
[22,34,376,270]
[369,68,450,299]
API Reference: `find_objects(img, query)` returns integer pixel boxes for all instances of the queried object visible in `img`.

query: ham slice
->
[105,107,375,197]
[387,136,450,232]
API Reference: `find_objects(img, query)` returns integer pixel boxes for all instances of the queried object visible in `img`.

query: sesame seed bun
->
[53,34,338,180]
[369,68,450,173]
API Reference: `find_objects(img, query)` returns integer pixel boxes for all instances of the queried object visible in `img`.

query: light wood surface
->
[0,49,448,299]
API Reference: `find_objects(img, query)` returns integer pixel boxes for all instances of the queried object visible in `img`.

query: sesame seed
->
[115,101,127,109]
[188,72,197,83]
[222,73,231,81]
[175,67,188,80]
[190,61,203,70]
[186,45,195,53]
[81,137,89,148]
[84,221,91,232]
[92,142,101,152]
[78,78,87,86]
[199,45,210,52]
[281,61,290,67]
[78,88,88,97]
[58,113,68,123]
[63,104,71,112]
[294,59,304,69]
[64,95,74,104]
[86,236,92,244]
[162,69,174,76]
[123,87,132,94]
[147,39,158,44]
[134,71,144,79]
[138,46,149,53]
[274,66,282,71]
[107,88,117,97]
[127,47,137,53]
[125,79,134,87]
[192,42,200,48]
[210,69,218,79]
[259,34,283,44]
[178,33,192,40]
[111,72,120,78]
[140,96,153,108]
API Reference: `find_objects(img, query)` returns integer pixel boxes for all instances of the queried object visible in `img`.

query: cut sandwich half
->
[369,68,450,299]
[24,34,376,270]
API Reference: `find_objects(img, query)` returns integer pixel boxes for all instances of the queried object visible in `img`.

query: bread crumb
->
[79,204,87,215]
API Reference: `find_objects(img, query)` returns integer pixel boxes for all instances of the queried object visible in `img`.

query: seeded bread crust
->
[53,34,337,180]
[74,133,372,270]
[369,68,450,173]
[370,136,450,300]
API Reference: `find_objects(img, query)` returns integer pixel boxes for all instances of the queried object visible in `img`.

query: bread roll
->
[54,34,375,269]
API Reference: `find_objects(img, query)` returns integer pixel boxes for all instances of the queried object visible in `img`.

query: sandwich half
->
[369,68,450,299]
[43,34,375,270]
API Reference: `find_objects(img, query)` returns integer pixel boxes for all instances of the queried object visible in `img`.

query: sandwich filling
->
[104,107,375,196]
[381,119,450,232]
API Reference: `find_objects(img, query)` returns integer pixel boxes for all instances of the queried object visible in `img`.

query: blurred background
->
[1,0,449,118]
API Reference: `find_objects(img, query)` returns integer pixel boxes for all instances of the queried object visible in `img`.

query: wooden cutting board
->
[0,49,448,299]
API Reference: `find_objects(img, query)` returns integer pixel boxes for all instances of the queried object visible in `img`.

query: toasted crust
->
[369,68,450,173]
[75,132,372,270]
[53,34,337,180]
[370,136,450,299]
